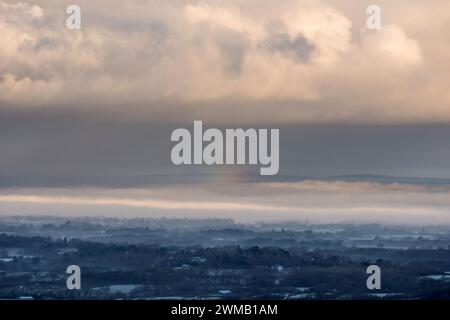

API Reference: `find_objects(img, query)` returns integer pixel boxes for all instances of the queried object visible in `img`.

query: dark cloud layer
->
[2,109,450,188]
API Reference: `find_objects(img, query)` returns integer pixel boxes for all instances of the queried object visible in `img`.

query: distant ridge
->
[2,174,450,188]
[256,174,450,185]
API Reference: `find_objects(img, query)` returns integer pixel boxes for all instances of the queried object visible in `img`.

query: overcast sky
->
[1,0,450,123]
[1,0,450,224]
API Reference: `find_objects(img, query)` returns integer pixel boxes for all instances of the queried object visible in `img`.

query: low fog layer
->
[1,181,450,225]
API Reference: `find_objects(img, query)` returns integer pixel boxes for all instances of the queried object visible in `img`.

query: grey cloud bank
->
[2,112,450,187]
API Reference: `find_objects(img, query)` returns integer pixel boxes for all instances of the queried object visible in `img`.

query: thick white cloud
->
[0,0,449,123]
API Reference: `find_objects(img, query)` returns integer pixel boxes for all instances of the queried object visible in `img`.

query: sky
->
[1,0,450,224]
